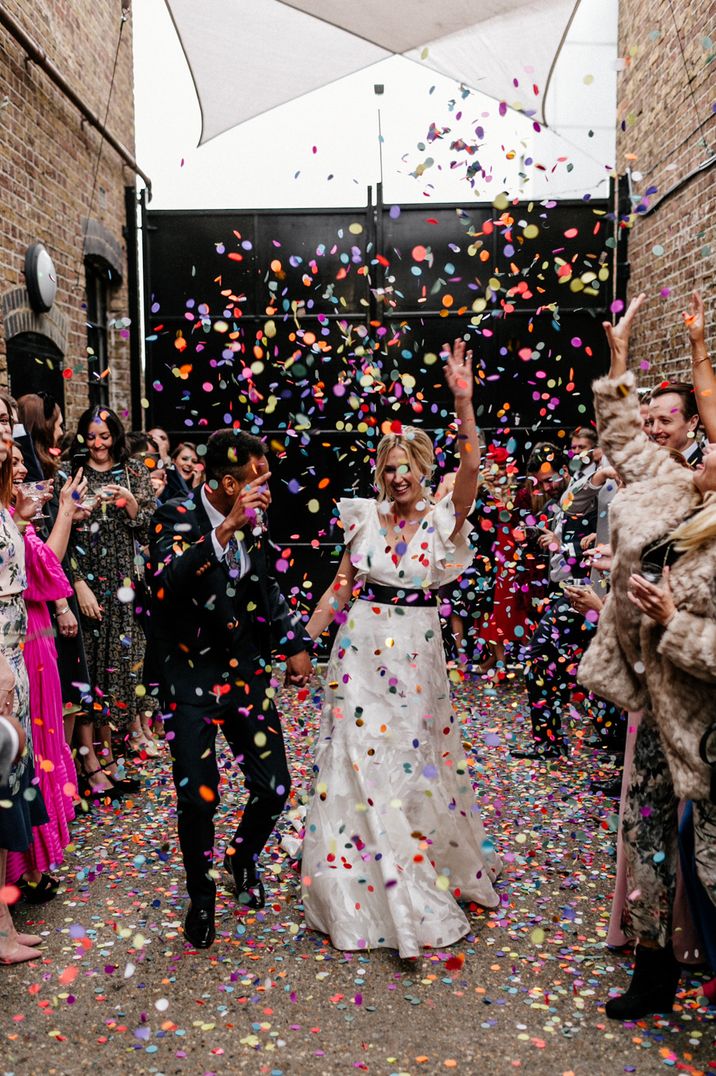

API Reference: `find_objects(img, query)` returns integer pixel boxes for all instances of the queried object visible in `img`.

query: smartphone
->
[70,452,87,476]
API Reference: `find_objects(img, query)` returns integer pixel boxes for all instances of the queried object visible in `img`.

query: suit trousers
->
[525,594,587,746]
[165,667,291,906]
[525,593,626,750]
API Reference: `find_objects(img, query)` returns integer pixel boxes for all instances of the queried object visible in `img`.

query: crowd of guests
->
[0,292,713,1022]
[0,401,196,961]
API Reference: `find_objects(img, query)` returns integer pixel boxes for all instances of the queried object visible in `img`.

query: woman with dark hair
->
[6,443,87,901]
[67,406,156,795]
[16,392,64,479]
[17,392,88,748]
[171,441,203,489]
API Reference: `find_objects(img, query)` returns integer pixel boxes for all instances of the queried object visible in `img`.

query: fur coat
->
[578,370,716,801]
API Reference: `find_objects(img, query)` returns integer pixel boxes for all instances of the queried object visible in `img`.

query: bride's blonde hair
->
[374,427,435,501]
[672,491,716,552]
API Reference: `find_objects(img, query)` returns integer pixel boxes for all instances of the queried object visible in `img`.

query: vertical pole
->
[377,107,384,188]
[124,184,142,429]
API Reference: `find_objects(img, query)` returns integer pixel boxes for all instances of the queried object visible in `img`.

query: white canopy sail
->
[164,0,580,145]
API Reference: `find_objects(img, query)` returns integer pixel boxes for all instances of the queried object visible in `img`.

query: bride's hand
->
[443,339,474,401]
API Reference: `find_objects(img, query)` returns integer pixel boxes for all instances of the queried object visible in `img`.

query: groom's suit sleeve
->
[149,500,220,601]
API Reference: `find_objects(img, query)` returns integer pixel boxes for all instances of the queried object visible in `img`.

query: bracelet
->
[55,605,71,616]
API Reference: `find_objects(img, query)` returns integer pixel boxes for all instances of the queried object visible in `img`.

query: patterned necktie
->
[225,533,246,579]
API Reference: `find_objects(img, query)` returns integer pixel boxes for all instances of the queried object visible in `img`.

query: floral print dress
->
[68,458,155,730]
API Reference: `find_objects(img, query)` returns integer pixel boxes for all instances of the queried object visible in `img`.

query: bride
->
[302,339,503,959]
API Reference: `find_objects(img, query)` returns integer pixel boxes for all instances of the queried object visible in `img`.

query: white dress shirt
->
[201,485,250,579]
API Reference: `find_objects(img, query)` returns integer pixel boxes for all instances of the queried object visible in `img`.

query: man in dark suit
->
[149,430,313,948]
[646,381,703,466]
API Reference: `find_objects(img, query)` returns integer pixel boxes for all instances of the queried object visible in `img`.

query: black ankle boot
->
[605,942,681,1020]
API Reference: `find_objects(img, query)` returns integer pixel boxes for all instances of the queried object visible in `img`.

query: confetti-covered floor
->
[2,676,715,1075]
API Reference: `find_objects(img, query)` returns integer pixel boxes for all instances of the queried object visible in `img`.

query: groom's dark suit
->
[149,489,310,907]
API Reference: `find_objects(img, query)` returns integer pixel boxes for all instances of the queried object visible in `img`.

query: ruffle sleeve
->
[431,495,475,585]
[336,498,374,548]
[22,523,73,603]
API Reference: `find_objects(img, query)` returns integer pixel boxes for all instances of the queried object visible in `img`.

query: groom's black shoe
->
[184,902,216,949]
[510,740,569,760]
[223,855,266,910]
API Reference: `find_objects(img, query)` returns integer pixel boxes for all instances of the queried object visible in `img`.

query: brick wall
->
[616,0,715,383]
[0,0,137,431]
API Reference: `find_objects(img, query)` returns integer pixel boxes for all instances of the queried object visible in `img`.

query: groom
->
[149,429,313,948]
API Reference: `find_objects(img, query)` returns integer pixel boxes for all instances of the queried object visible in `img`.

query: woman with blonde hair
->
[301,339,502,959]
[578,293,716,1019]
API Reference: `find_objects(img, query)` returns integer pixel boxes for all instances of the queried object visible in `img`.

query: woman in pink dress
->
[6,444,88,902]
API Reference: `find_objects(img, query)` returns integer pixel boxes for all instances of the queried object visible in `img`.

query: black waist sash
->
[358,583,438,607]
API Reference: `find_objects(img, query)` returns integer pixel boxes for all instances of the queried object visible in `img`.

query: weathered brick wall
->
[616,0,715,383]
[0,0,137,430]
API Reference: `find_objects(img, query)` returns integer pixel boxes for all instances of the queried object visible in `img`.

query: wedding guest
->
[0,432,47,964]
[68,406,155,796]
[579,293,716,1019]
[17,392,89,746]
[6,446,87,901]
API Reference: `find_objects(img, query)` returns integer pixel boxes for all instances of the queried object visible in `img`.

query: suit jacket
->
[148,491,310,695]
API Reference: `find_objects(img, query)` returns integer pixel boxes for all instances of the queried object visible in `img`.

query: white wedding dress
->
[302,496,502,959]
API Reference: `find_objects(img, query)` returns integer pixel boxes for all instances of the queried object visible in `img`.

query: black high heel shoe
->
[98,760,141,794]
[17,873,60,904]
[81,768,124,801]
[605,942,681,1020]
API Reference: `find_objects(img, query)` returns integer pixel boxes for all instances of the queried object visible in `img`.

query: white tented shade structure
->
[165,0,581,145]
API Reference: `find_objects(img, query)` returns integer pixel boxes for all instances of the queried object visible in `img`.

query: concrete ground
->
[1,677,714,1076]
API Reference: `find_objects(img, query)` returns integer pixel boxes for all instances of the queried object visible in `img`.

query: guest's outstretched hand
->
[683,292,705,345]
[443,338,474,401]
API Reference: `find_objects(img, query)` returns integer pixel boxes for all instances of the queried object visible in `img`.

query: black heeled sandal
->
[17,873,60,904]
[98,759,141,794]
[81,768,124,800]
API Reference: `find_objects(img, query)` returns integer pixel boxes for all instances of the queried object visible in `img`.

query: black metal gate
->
[144,191,616,609]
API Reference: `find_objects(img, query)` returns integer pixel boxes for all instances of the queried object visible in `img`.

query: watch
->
[24,242,58,313]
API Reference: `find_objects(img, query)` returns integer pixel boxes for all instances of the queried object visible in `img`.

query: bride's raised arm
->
[442,337,480,536]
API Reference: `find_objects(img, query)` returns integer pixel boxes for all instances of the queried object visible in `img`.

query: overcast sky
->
[132,0,617,210]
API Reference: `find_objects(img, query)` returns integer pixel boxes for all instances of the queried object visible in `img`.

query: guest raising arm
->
[685,291,716,443]
[578,294,716,1021]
